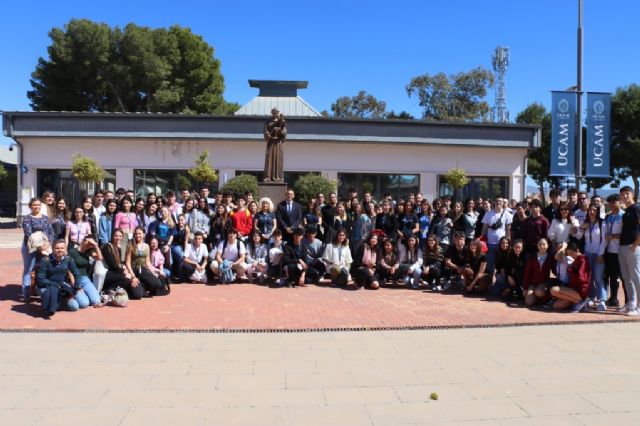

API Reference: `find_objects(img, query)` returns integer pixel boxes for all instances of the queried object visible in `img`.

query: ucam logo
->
[558,99,570,113]
[593,100,605,115]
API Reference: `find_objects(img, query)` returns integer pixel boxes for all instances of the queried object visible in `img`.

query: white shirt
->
[323,243,352,269]
[482,209,513,245]
[547,219,572,245]
[576,221,607,256]
[185,243,208,264]
[216,239,246,261]
[605,211,624,254]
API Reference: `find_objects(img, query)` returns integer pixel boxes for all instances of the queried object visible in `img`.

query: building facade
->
[3,110,540,218]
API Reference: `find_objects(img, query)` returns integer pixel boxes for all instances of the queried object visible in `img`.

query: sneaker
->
[570,299,588,313]
[412,281,420,290]
[617,304,633,313]
[596,301,607,312]
[442,280,452,291]
[434,285,442,291]
[606,298,619,308]
[587,299,596,308]
[625,308,639,317]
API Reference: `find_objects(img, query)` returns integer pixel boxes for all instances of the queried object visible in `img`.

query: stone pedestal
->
[258,182,288,204]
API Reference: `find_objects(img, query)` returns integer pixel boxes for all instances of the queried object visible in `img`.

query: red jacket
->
[230,209,253,237]
[567,255,590,299]
[523,254,555,291]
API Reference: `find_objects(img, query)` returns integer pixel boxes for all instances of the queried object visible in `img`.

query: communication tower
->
[492,46,510,123]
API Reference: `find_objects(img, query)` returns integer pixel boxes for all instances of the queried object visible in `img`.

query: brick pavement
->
[0,247,637,331]
[1,323,639,425]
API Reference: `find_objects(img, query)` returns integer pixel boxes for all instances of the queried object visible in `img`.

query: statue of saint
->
[263,107,287,182]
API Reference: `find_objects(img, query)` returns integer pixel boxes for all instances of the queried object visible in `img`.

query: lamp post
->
[575,0,584,190]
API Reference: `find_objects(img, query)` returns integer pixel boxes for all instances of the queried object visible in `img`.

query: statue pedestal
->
[258,182,288,204]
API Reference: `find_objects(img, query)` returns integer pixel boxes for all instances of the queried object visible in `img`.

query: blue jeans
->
[37,285,79,312]
[76,276,101,307]
[585,252,606,302]
[171,245,184,278]
[21,243,37,301]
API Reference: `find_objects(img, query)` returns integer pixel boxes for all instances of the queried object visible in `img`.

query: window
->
[37,169,116,207]
[135,169,215,198]
[438,175,509,201]
[235,171,320,185]
[337,173,420,201]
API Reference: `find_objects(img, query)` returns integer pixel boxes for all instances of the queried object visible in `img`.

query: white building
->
[2,80,540,218]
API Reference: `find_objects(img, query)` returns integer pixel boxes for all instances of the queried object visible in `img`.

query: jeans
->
[486,243,499,274]
[76,276,102,307]
[585,251,606,302]
[21,243,37,301]
[618,244,640,309]
[171,245,184,278]
[38,285,79,312]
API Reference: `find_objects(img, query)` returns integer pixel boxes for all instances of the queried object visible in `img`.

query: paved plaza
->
[2,228,640,425]
[1,323,639,425]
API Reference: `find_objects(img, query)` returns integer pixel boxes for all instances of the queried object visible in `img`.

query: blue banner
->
[550,91,577,176]
[586,92,612,178]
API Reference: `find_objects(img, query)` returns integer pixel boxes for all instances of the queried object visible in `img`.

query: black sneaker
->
[606,298,620,307]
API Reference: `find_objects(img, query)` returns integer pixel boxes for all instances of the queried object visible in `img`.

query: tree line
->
[25,19,640,196]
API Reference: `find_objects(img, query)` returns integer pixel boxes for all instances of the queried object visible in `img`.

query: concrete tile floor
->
[1,323,639,425]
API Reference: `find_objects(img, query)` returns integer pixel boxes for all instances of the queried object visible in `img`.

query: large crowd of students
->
[20,184,640,319]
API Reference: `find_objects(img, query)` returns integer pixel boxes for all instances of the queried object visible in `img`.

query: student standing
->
[617,186,640,316]
[604,194,625,307]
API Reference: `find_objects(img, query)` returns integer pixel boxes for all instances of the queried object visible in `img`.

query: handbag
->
[111,287,129,307]
[189,268,208,283]
[27,231,49,253]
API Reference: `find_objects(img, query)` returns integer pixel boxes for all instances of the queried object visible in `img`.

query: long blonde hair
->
[161,207,176,229]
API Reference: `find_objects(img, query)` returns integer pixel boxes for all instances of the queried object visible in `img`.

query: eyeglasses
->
[579,198,588,201]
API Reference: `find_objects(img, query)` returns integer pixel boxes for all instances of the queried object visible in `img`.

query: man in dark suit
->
[276,189,303,243]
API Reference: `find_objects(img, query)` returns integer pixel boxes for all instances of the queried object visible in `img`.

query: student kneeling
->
[182,232,209,283]
[211,228,248,284]
[550,242,591,313]
[283,228,309,287]
[36,240,84,318]
[523,238,555,306]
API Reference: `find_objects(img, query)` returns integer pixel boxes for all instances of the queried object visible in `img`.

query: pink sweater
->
[114,212,138,234]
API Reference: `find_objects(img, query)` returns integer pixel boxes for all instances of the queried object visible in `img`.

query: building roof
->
[235,96,321,117]
[2,111,541,149]
[235,79,321,117]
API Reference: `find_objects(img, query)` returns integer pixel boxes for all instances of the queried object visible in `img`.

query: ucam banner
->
[550,91,577,176]
[586,92,612,178]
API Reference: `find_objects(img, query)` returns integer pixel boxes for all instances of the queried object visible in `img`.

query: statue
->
[263,107,287,182]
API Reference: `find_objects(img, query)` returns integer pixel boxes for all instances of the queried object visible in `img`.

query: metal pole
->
[576,0,584,190]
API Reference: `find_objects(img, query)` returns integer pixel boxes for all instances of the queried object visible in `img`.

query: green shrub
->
[188,150,218,187]
[71,154,105,183]
[222,174,259,198]
[293,174,338,205]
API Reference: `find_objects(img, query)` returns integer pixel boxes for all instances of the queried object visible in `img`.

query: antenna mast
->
[492,46,510,123]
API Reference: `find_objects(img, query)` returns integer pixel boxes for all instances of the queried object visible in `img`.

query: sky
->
[1,0,639,151]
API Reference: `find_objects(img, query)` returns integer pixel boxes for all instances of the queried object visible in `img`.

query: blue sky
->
[1,0,639,149]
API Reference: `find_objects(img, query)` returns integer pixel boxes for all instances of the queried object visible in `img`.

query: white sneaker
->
[596,301,607,312]
[626,308,639,317]
[618,304,633,313]
[587,299,596,308]
[434,285,442,291]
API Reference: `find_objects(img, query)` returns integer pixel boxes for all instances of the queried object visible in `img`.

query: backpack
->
[222,238,242,256]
